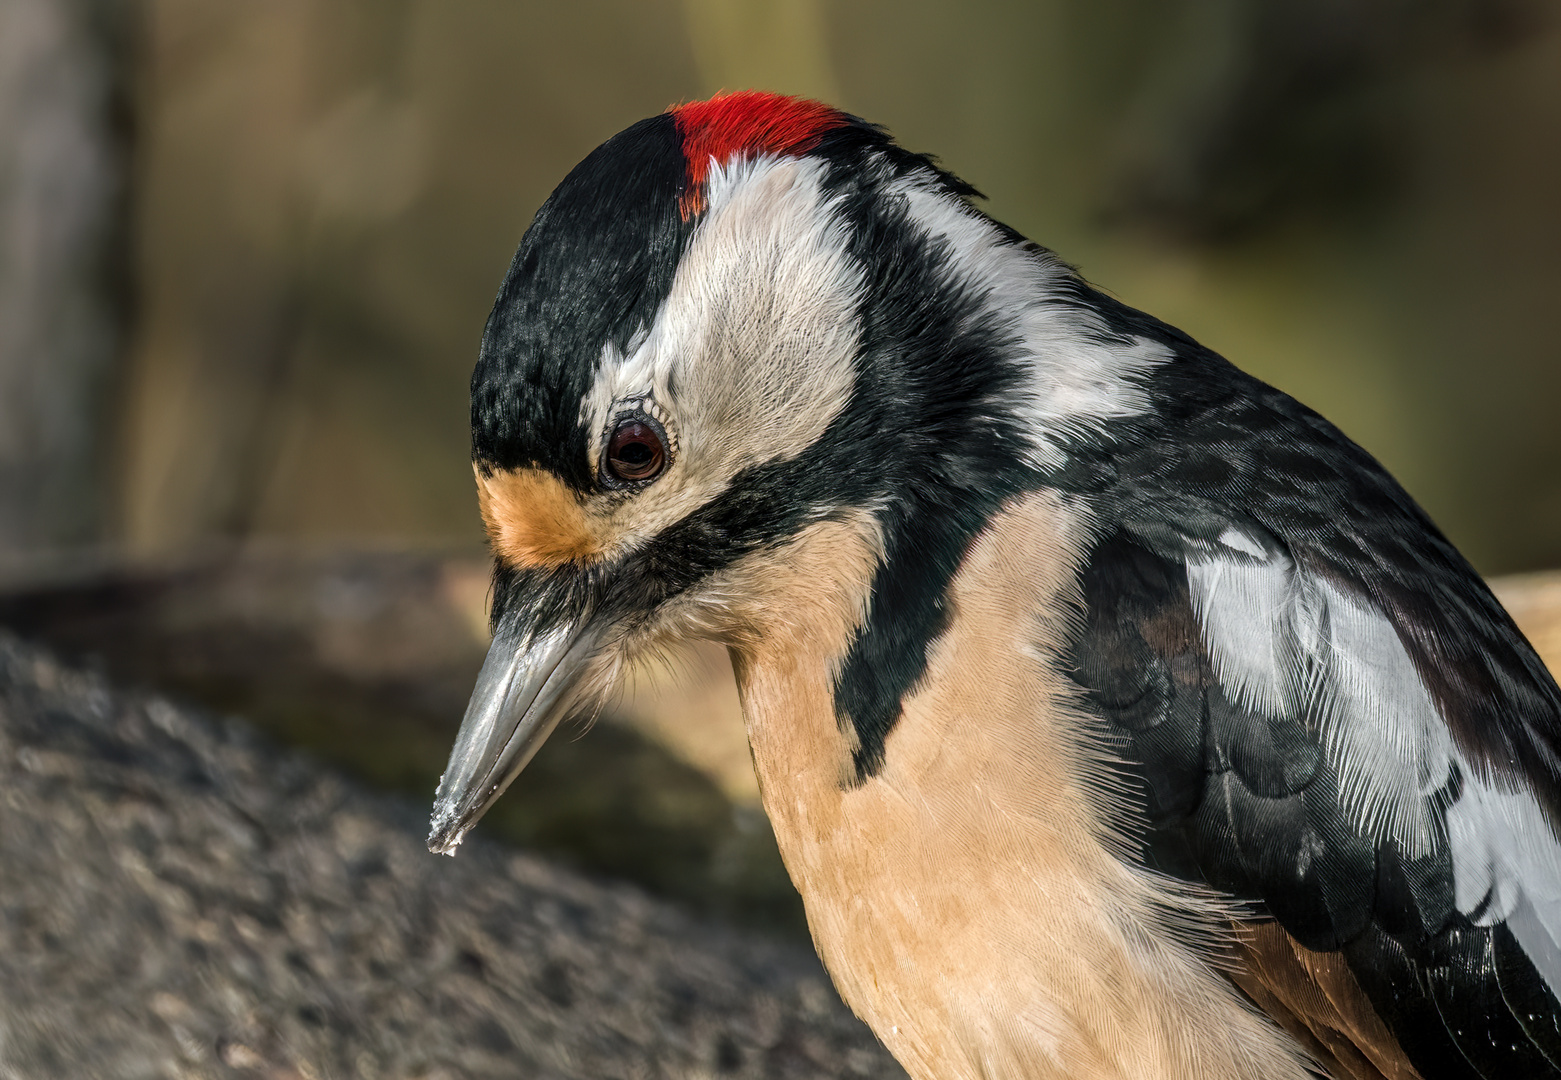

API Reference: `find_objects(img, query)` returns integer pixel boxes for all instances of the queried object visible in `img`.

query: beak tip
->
[426,611,601,859]
[426,802,470,856]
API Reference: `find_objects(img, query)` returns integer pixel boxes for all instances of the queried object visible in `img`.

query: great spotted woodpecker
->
[428,92,1561,1080]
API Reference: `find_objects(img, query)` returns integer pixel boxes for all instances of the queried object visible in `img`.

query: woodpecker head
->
[428,92,1164,853]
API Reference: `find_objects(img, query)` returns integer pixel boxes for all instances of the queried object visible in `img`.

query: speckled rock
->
[0,633,902,1080]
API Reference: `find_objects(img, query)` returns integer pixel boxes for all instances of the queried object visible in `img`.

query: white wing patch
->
[1188,533,1561,992]
[1186,543,1451,856]
[1448,773,1561,990]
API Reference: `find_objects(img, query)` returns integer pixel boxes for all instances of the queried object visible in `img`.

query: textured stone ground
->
[0,632,901,1080]
[0,551,802,934]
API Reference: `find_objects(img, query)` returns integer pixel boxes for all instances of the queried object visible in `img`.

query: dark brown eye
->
[605,420,666,482]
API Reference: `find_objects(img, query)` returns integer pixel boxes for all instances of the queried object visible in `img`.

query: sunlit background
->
[2,0,1559,935]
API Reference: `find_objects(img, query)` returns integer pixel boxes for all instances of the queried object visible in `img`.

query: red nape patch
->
[669,92,849,219]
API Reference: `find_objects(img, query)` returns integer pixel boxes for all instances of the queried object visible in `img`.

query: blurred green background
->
[110,0,1561,571]
[2,0,1558,936]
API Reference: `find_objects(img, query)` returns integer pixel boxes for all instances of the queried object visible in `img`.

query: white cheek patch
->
[891,177,1170,469]
[578,155,863,547]
[666,155,863,473]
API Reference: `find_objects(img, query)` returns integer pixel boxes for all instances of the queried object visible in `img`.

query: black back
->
[1063,291,1561,1078]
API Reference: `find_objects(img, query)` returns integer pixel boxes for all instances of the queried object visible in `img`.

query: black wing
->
[1062,296,1561,1080]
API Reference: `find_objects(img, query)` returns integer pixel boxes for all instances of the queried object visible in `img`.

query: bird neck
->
[720,510,885,798]
[723,491,1315,1080]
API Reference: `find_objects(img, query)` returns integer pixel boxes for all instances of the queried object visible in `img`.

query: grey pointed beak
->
[427,610,603,855]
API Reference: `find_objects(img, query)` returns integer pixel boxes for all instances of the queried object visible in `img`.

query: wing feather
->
[1059,288,1561,1075]
[1073,527,1561,1076]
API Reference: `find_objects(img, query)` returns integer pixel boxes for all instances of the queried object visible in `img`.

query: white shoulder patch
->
[1188,540,1561,992]
[1186,546,1451,857]
[891,176,1171,468]
[1448,770,1561,992]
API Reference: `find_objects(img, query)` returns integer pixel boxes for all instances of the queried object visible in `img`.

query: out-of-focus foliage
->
[110,0,1561,572]
[119,0,700,550]
[0,0,127,553]
[1097,0,1543,240]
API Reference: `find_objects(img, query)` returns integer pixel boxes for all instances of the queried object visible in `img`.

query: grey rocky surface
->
[0,631,902,1080]
[0,551,804,935]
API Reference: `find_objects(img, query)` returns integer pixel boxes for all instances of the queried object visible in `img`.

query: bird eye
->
[605,419,667,483]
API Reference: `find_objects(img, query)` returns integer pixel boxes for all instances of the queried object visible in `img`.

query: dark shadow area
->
[1100,0,1553,241]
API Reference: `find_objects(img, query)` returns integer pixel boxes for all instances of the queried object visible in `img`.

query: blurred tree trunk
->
[0,0,128,559]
